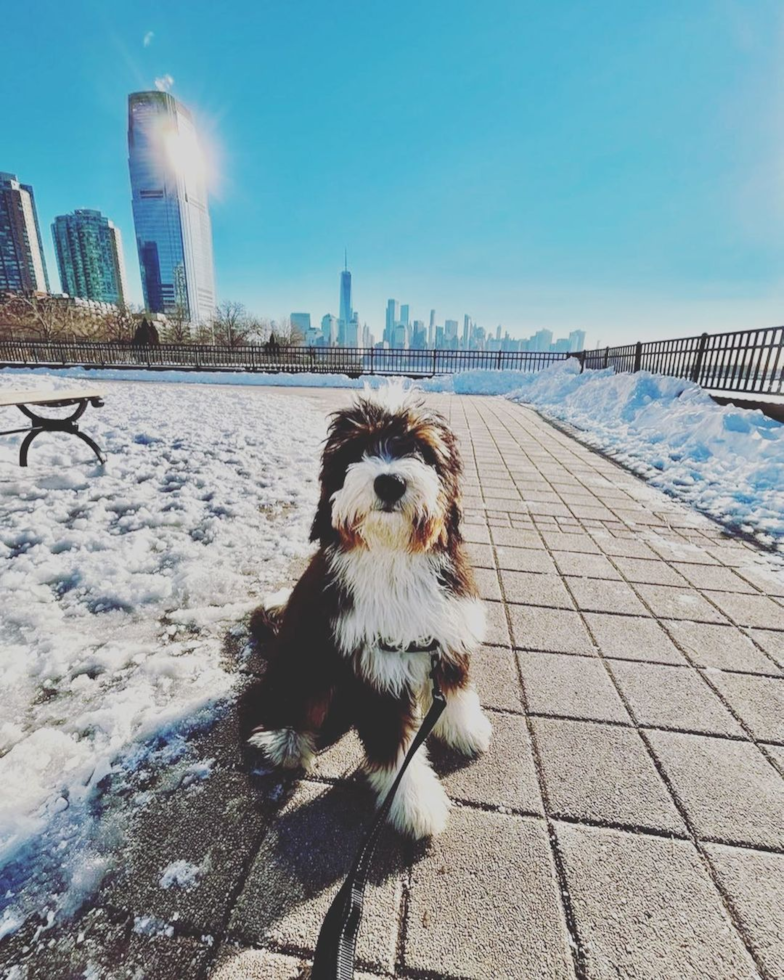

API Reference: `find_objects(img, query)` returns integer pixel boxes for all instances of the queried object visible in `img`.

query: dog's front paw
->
[433,687,492,756]
[386,758,451,840]
[247,727,315,770]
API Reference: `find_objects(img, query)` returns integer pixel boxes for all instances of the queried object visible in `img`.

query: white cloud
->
[143,31,154,47]
[154,74,174,93]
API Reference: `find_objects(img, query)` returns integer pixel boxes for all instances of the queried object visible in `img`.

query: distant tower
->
[128,90,216,323]
[463,314,471,348]
[339,250,352,335]
[385,298,399,344]
[0,173,49,293]
[428,309,436,348]
[52,209,128,305]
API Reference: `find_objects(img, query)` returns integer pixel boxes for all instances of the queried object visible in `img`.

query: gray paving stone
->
[555,823,760,980]
[472,645,524,712]
[542,530,601,553]
[766,744,784,775]
[566,577,649,615]
[703,590,784,629]
[532,718,685,833]
[590,532,659,560]
[749,628,784,668]
[646,730,784,848]
[552,552,621,579]
[705,671,784,742]
[103,769,271,935]
[611,556,685,586]
[663,620,781,674]
[309,728,364,781]
[229,781,403,972]
[672,562,757,593]
[490,526,544,549]
[463,523,491,544]
[608,661,744,737]
[473,566,502,601]
[646,539,720,565]
[434,711,543,813]
[704,843,784,980]
[508,605,595,654]
[495,545,557,573]
[584,613,686,664]
[633,584,728,623]
[500,570,574,609]
[404,808,574,979]
[466,541,495,568]
[706,544,758,567]
[735,564,784,597]
[484,599,511,647]
[210,947,309,979]
[518,651,630,723]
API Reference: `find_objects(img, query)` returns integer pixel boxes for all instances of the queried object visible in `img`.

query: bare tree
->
[102,303,141,343]
[213,300,252,347]
[162,300,192,344]
[272,316,305,346]
[0,293,84,342]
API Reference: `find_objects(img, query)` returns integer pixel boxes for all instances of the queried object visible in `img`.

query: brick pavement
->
[4,390,784,980]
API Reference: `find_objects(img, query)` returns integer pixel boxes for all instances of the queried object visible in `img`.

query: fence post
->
[577,351,586,374]
[603,346,610,369]
[691,332,709,383]
[634,341,642,373]
[432,349,437,376]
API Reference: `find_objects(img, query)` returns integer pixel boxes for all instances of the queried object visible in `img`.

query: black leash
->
[310,651,446,980]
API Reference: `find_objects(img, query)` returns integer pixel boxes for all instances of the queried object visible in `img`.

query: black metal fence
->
[581,326,784,396]
[3,326,784,396]
[0,339,569,377]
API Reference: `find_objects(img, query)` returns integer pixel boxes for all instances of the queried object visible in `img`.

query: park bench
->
[0,388,107,467]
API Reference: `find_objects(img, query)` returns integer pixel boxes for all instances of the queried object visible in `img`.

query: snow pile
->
[0,364,556,395]
[159,859,202,891]
[0,373,324,932]
[505,359,784,546]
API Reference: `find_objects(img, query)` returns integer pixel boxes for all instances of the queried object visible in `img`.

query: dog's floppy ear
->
[310,488,334,543]
[310,405,366,544]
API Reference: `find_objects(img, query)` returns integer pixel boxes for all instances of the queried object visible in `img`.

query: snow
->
[158,859,202,891]
[0,364,550,394]
[503,359,784,548]
[0,372,324,935]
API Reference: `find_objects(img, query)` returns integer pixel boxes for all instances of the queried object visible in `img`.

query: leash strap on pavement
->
[310,652,446,980]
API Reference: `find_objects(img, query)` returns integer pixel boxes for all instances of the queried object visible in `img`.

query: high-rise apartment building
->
[400,303,410,326]
[291,312,311,334]
[568,329,586,352]
[385,299,399,344]
[321,314,338,346]
[52,209,128,305]
[0,173,50,293]
[128,91,216,324]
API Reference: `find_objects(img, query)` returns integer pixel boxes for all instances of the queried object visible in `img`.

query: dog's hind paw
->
[247,727,315,770]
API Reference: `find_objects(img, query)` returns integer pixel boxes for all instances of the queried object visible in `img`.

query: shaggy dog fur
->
[246,386,490,838]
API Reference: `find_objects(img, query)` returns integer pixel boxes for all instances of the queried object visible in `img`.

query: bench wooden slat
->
[0,388,105,408]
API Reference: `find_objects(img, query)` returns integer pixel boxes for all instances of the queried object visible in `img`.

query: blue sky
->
[5,0,784,345]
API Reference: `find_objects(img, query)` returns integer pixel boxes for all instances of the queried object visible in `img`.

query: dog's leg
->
[431,660,492,757]
[356,690,450,840]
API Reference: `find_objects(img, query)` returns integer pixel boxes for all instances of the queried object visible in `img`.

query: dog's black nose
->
[374,473,407,503]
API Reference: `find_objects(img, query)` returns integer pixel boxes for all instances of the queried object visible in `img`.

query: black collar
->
[378,638,440,654]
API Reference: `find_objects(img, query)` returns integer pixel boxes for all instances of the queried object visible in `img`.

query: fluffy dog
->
[247,385,491,839]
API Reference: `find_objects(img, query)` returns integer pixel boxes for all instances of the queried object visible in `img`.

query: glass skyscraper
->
[339,253,352,339]
[0,173,50,293]
[127,91,216,324]
[52,209,128,305]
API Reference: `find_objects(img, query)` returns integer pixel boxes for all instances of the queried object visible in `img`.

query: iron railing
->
[0,340,570,377]
[581,326,784,396]
[2,325,784,396]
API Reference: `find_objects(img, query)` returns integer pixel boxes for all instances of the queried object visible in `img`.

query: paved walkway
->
[3,391,784,980]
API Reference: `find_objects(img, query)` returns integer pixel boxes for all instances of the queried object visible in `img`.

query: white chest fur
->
[328,546,485,696]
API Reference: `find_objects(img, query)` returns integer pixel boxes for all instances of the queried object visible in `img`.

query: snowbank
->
[0,364,553,396]
[0,373,324,932]
[505,360,784,547]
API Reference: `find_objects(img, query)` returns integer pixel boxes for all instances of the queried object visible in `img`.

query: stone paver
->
[646,730,784,848]
[532,718,685,833]
[14,387,784,980]
[518,651,630,723]
[405,808,575,980]
[705,843,784,980]
[607,660,745,737]
[555,823,760,980]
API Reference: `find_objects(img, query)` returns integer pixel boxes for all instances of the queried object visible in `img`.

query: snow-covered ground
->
[0,373,324,938]
[504,360,784,549]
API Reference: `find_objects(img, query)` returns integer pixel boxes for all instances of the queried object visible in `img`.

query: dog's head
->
[311,386,463,552]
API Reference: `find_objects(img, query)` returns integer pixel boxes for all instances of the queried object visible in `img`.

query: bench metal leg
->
[15,399,107,467]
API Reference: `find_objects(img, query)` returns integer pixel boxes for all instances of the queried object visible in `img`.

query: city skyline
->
[4,2,784,344]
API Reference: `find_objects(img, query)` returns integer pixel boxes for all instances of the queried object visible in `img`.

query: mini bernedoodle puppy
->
[247,385,491,839]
